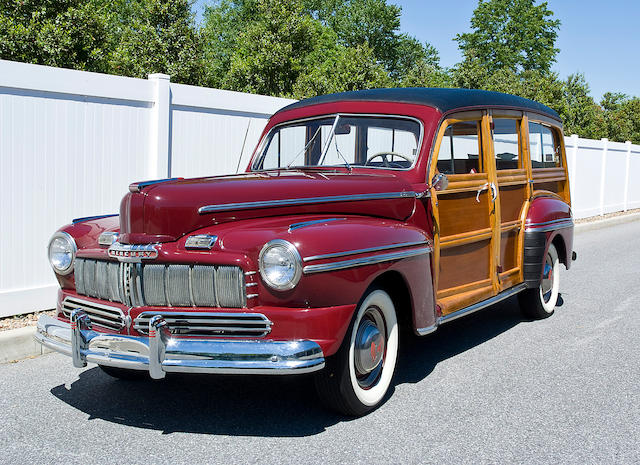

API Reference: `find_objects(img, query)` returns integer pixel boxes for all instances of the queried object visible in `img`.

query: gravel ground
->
[0,310,55,332]
[573,207,640,224]
[0,215,638,464]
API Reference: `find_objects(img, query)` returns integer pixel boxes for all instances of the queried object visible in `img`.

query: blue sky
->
[194,0,639,101]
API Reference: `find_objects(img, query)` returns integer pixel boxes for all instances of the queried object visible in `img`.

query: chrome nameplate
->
[108,243,158,262]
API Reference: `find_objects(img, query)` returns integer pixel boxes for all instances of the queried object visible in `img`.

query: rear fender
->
[523,196,574,288]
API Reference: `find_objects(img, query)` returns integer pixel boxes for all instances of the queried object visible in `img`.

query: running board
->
[417,283,527,336]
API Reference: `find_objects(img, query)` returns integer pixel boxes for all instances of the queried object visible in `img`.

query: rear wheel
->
[519,243,560,319]
[315,288,399,416]
[99,365,149,380]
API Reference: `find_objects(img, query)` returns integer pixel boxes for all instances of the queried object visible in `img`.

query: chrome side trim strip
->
[416,324,438,336]
[525,223,573,233]
[303,246,432,274]
[288,217,346,232]
[527,218,574,227]
[525,218,574,233]
[438,283,527,325]
[72,214,117,224]
[198,191,416,215]
[303,240,430,262]
[129,178,180,193]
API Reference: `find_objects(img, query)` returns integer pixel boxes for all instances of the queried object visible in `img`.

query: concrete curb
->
[575,212,640,233]
[0,326,51,364]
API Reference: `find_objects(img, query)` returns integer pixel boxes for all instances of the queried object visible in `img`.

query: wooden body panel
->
[430,110,571,315]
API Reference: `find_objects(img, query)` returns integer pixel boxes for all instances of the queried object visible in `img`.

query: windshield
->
[252,115,421,171]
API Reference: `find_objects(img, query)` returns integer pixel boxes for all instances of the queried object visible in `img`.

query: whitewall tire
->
[315,288,399,416]
[519,243,561,319]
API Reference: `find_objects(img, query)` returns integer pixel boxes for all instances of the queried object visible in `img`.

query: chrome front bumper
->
[35,311,325,378]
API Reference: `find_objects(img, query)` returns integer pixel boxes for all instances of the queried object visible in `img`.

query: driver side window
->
[437,120,484,175]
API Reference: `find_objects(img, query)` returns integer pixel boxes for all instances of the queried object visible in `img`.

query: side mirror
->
[431,173,449,191]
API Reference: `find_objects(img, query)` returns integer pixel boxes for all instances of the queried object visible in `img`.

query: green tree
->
[293,42,391,98]
[303,0,437,79]
[108,0,204,84]
[220,0,320,96]
[399,44,452,88]
[0,0,111,72]
[600,93,640,144]
[455,0,560,73]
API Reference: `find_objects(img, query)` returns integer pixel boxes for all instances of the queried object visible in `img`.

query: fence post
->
[623,140,632,211]
[569,134,579,190]
[148,73,171,179]
[598,138,608,216]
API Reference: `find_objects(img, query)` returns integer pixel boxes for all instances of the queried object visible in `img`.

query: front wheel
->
[519,243,560,319]
[315,289,399,416]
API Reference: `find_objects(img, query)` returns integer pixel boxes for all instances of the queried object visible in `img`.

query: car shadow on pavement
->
[49,296,530,437]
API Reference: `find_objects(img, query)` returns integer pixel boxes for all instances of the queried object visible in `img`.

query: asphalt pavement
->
[1,220,639,464]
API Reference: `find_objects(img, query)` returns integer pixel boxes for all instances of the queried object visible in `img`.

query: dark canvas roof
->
[277,87,561,121]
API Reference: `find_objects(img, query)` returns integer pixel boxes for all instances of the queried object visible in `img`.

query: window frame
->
[251,113,424,172]
[491,117,523,171]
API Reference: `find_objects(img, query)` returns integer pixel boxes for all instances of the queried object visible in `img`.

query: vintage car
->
[37,88,575,416]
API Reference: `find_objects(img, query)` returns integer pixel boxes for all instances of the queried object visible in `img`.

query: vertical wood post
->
[148,73,171,179]
[599,138,608,216]
[623,140,632,211]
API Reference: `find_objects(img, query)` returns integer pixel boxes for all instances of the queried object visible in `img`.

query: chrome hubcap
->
[354,306,386,389]
[541,254,554,302]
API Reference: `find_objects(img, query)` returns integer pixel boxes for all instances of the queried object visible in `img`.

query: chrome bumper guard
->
[35,310,325,378]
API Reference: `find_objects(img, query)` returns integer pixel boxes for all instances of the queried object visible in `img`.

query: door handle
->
[476,182,498,203]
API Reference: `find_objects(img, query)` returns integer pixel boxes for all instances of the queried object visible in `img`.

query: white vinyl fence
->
[1,59,639,317]
[0,60,294,317]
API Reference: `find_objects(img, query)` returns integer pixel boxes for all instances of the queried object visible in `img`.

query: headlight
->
[48,231,77,275]
[259,239,302,291]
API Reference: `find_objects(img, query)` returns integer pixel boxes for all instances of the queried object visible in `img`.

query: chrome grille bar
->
[61,297,125,331]
[74,258,246,308]
[134,312,272,337]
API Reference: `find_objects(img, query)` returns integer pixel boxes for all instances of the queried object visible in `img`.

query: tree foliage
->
[0,0,111,72]
[200,0,408,97]
[0,0,203,83]
[455,0,560,73]
[599,93,640,144]
[0,0,636,142]
[107,0,204,83]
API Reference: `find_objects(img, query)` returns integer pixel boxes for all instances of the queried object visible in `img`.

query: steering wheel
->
[364,152,412,168]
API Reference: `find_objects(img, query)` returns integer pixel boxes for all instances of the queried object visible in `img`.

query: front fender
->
[217,215,436,331]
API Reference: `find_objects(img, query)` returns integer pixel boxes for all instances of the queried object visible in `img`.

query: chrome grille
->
[74,258,246,308]
[61,297,126,331]
[134,312,272,337]
[216,266,246,307]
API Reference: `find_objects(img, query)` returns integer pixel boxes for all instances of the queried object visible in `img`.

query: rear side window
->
[529,122,561,168]
[492,119,520,170]
[437,120,483,175]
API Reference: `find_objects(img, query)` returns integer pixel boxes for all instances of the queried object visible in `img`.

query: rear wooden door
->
[490,112,530,291]
[429,112,498,315]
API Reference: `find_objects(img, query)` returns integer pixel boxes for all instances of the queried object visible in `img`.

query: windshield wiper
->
[318,115,351,172]
[286,124,324,169]
[332,133,352,172]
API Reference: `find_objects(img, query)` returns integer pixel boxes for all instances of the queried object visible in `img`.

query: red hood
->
[118,171,416,243]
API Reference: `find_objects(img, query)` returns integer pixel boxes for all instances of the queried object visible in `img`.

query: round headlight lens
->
[259,240,302,291]
[48,232,77,275]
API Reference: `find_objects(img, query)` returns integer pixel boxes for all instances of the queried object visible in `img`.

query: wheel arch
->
[366,271,414,333]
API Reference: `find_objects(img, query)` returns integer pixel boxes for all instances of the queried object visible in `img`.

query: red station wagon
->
[37,88,575,416]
